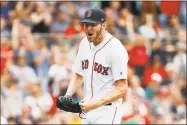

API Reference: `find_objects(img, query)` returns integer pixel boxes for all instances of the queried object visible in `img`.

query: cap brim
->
[80,19,101,24]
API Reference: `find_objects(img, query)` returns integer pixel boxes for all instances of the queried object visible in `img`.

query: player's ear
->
[102,22,107,29]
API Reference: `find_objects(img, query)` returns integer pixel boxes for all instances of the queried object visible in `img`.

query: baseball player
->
[65,8,128,124]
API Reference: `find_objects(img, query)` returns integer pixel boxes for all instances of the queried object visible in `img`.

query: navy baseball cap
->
[80,8,106,24]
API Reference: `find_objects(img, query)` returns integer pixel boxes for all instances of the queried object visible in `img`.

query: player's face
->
[83,23,102,42]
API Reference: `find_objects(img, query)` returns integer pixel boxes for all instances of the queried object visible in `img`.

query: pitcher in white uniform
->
[65,8,129,124]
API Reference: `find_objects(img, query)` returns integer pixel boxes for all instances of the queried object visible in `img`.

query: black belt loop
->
[105,103,112,106]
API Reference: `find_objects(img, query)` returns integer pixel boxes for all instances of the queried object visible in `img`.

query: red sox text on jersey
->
[82,59,109,75]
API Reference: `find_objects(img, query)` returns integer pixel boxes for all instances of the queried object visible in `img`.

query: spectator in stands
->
[8,51,39,92]
[125,10,137,42]
[149,85,172,123]
[142,54,168,87]
[50,6,69,33]
[141,1,157,21]
[169,83,186,122]
[30,2,52,33]
[172,42,186,80]
[0,1,11,19]
[128,34,149,78]
[163,63,176,85]
[0,38,13,75]
[14,2,33,19]
[106,17,116,35]
[145,72,163,100]
[75,1,91,19]
[179,2,186,26]
[167,16,183,45]
[32,38,51,92]
[14,40,35,67]
[16,103,34,124]
[160,1,181,17]
[12,18,36,67]
[139,13,157,40]
[150,41,169,66]
[115,8,128,36]
[130,75,146,99]
[64,15,84,38]
[1,78,24,118]
[1,17,11,37]
[58,2,77,18]
[48,51,68,97]
[104,7,114,19]
[24,81,53,120]
[109,1,121,19]
[122,87,147,124]
[115,8,137,42]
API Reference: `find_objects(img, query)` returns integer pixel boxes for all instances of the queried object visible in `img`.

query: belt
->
[105,103,112,106]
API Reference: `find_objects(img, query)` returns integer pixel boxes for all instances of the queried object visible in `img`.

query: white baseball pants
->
[81,105,123,124]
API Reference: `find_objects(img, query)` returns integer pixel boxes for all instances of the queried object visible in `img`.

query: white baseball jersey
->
[72,31,128,105]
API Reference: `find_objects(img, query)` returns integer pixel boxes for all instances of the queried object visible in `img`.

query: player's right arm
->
[65,38,86,96]
[65,72,83,96]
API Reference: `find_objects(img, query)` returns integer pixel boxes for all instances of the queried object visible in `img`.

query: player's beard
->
[87,33,96,43]
[86,26,102,44]
[88,31,101,44]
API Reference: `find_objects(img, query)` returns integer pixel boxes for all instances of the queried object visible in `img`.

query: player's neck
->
[93,31,106,46]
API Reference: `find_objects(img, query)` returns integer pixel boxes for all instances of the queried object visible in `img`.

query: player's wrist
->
[65,92,73,96]
[91,99,103,110]
[97,98,106,107]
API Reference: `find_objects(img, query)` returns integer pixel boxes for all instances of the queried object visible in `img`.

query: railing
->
[1,28,186,48]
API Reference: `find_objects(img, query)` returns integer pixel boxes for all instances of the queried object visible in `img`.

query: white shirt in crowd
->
[48,64,68,96]
[139,25,157,40]
[8,65,39,88]
[24,92,53,119]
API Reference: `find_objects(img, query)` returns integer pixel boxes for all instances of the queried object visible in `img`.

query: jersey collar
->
[90,31,112,51]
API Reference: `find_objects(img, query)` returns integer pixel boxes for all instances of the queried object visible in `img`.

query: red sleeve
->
[142,67,152,85]
[160,1,181,16]
[159,65,168,79]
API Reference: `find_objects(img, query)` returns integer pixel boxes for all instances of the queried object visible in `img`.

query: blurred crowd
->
[0,1,186,124]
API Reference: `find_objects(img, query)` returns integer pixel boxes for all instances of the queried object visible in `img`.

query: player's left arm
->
[98,41,129,106]
[80,79,128,113]
[97,78,128,105]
